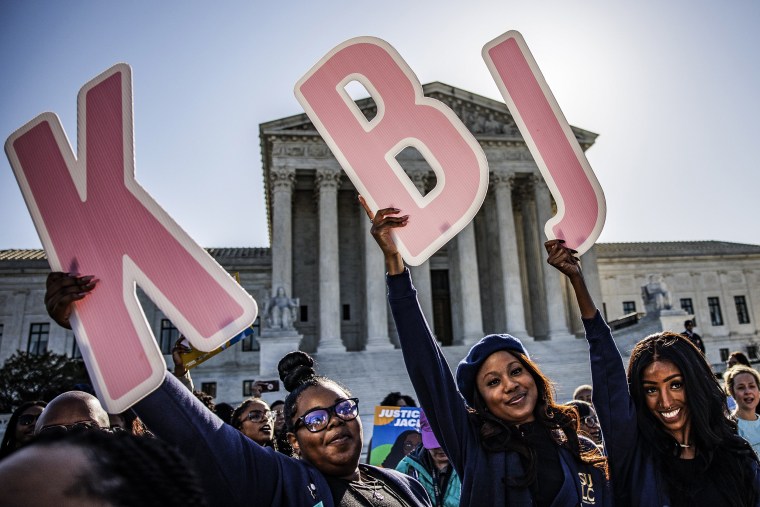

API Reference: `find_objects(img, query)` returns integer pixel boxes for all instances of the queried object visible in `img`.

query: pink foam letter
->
[483,31,606,254]
[5,64,257,412]
[295,37,489,265]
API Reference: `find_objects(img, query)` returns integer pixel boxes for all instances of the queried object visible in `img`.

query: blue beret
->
[456,334,529,408]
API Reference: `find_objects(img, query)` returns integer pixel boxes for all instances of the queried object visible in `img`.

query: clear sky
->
[2,0,758,249]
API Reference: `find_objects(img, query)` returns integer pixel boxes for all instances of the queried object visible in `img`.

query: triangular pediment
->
[259,81,597,146]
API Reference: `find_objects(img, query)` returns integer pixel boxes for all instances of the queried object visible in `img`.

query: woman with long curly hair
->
[545,239,760,506]
[364,200,609,506]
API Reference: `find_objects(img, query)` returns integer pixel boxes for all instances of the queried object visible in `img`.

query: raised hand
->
[545,239,582,279]
[545,240,597,319]
[359,195,408,275]
[45,272,98,329]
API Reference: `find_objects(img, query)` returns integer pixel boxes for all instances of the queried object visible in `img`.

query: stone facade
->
[595,241,760,370]
[259,82,600,356]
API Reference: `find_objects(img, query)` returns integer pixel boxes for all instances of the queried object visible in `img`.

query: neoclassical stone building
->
[260,82,603,354]
[1,83,759,408]
[595,241,760,368]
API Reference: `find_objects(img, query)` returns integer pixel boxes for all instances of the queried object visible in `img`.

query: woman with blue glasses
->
[45,272,431,507]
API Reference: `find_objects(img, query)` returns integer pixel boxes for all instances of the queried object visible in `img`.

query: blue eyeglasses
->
[295,398,359,433]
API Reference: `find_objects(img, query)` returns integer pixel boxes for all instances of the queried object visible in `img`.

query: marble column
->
[519,183,548,339]
[362,207,392,350]
[492,171,529,337]
[408,172,434,325]
[315,169,344,351]
[455,221,484,345]
[270,166,295,297]
[533,176,572,339]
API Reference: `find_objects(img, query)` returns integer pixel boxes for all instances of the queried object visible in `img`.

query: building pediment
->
[260,82,598,147]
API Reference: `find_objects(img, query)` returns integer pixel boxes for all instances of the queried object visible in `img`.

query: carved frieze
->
[307,144,330,158]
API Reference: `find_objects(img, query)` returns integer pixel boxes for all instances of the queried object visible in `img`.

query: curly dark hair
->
[468,351,607,487]
[379,392,416,407]
[628,332,758,506]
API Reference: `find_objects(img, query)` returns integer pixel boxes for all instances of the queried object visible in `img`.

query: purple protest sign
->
[4,64,257,412]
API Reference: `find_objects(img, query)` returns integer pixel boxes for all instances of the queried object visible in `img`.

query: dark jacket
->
[388,269,610,507]
[396,445,461,507]
[585,310,760,506]
[134,373,432,507]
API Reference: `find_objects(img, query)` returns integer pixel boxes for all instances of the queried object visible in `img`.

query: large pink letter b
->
[483,31,606,255]
[296,37,489,266]
[5,64,257,412]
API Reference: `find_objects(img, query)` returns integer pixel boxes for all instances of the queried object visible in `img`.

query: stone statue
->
[641,274,672,313]
[263,287,299,330]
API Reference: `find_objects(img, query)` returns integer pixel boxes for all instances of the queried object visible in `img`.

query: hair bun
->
[278,351,316,392]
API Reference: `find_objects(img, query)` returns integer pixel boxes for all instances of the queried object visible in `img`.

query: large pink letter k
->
[5,64,257,412]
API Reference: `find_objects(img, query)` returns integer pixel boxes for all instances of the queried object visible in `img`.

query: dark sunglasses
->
[246,409,275,423]
[295,398,359,433]
[17,414,39,427]
[37,421,108,437]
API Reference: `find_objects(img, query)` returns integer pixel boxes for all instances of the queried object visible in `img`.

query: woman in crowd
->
[364,201,609,506]
[566,400,603,449]
[725,351,753,411]
[270,399,294,456]
[0,401,47,459]
[45,272,431,507]
[230,397,276,448]
[543,238,760,506]
[726,365,760,456]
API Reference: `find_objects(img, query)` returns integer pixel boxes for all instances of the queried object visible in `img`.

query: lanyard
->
[431,466,444,507]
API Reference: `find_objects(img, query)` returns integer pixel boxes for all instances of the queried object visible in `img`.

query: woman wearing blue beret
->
[363,200,610,507]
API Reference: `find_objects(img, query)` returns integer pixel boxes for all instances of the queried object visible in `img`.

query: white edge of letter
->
[295,36,489,266]
[482,31,605,255]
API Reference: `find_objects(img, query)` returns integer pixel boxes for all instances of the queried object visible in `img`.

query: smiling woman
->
[579,277,760,504]
[364,200,610,507]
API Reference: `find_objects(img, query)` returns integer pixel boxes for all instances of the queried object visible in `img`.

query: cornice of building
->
[595,241,760,260]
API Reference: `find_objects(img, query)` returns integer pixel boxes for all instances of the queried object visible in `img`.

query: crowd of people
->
[1,198,759,506]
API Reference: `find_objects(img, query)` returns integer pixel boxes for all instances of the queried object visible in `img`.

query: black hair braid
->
[279,351,320,432]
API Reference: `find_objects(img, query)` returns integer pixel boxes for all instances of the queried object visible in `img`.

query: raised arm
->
[44,272,297,507]
[360,197,476,476]
[545,240,639,494]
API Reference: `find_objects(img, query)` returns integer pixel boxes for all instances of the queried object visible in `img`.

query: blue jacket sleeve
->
[387,268,476,478]
[584,311,638,492]
[134,373,295,507]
